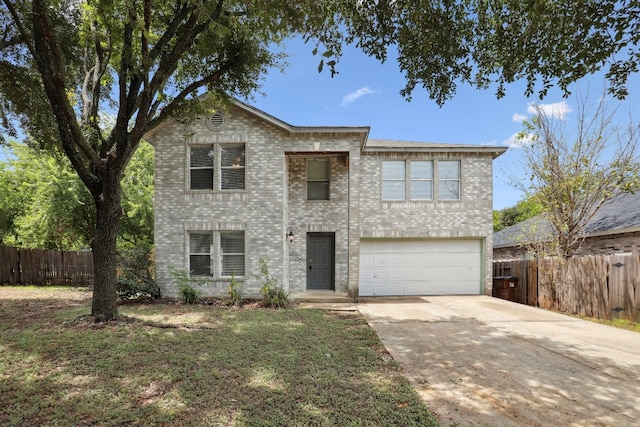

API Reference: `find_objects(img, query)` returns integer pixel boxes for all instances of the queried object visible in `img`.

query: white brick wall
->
[359,153,496,293]
[152,103,498,298]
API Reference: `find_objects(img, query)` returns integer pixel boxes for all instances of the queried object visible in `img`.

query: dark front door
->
[307,233,334,290]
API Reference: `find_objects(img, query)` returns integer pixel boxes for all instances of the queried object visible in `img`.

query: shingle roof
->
[494,192,640,248]
[364,139,507,158]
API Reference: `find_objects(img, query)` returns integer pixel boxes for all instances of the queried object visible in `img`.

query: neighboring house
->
[146,99,507,298]
[494,192,640,260]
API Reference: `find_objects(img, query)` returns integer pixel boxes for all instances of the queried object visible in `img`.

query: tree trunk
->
[90,171,122,322]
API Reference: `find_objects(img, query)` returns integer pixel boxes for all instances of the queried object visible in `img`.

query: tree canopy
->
[0,140,154,250]
[1,0,639,320]
[513,90,640,257]
[493,197,543,232]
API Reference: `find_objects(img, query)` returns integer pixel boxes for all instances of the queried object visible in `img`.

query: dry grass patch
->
[0,287,439,426]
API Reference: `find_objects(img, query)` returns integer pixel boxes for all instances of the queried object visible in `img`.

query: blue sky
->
[244,38,640,210]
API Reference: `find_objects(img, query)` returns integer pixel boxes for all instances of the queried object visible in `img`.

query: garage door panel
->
[405,269,426,281]
[360,253,375,266]
[360,269,375,280]
[359,240,482,296]
[360,282,374,295]
[404,283,420,295]
[388,283,404,294]
[373,283,390,295]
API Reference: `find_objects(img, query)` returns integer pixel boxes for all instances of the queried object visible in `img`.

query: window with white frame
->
[188,231,245,277]
[190,146,215,190]
[382,160,459,201]
[438,160,460,200]
[410,161,433,200]
[221,144,246,190]
[307,159,330,200]
[220,231,245,277]
[189,143,245,191]
[382,160,406,200]
[189,233,213,276]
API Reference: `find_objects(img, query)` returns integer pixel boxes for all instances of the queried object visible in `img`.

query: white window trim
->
[382,160,406,201]
[436,160,461,200]
[189,145,215,191]
[306,158,331,201]
[220,143,246,191]
[409,160,434,201]
[219,231,246,278]
[187,143,247,192]
[187,230,246,279]
[382,159,461,201]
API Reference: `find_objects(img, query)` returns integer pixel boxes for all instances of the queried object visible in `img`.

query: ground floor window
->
[188,231,245,277]
[189,233,213,276]
[220,231,245,276]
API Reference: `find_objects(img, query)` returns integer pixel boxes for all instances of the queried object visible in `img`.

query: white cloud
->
[511,113,528,123]
[502,132,535,148]
[527,101,572,120]
[341,87,377,106]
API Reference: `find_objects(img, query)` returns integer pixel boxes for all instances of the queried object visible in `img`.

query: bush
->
[116,245,159,300]
[262,286,290,309]
[254,258,290,309]
[227,273,242,307]
[179,284,201,305]
[169,267,207,304]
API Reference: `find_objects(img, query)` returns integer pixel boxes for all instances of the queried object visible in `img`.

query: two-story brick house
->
[146,99,507,299]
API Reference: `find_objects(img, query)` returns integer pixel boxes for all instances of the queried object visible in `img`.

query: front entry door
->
[307,233,334,290]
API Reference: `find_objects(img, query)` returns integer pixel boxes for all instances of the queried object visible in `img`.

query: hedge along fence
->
[494,252,640,322]
[0,245,93,287]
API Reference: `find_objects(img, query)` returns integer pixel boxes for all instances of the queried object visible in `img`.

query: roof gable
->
[144,98,370,144]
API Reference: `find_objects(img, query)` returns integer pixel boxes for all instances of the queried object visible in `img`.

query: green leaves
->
[514,91,640,257]
[0,140,154,250]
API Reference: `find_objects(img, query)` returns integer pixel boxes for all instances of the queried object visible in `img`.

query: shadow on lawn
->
[0,293,438,426]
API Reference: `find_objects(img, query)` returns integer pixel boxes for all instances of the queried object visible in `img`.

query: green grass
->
[574,315,640,333]
[0,287,439,426]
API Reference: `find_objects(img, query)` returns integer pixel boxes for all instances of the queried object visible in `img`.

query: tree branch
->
[144,51,243,133]
[29,0,103,193]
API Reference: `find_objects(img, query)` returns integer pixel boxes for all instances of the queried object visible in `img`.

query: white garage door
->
[359,240,482,296]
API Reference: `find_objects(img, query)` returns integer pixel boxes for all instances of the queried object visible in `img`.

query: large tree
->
[1,0,638,320]
[514,91,640,257]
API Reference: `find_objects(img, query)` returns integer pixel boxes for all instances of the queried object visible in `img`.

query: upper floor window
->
[382,160,406,200]
[438,161,460,200]
[307,159,330,200]
[410,161,433,200]
[189,143,245,191]
[382,160,459,201]
[190,146,215,190]
[221,144,246,190]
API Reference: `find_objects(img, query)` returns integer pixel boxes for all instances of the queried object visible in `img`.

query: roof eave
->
[363,146,508,158]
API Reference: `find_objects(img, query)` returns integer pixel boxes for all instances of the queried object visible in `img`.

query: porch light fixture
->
[286,227,294,243]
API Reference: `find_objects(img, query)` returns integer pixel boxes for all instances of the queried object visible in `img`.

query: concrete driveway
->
[357,296,640,427]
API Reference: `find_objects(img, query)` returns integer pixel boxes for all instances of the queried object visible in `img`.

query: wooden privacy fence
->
[493,253,640,321]
[0,245,93,287]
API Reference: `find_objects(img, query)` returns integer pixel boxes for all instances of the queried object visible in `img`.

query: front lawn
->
[0,287,439,426]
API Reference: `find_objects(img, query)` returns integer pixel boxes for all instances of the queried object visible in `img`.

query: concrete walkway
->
[357,296,640,427]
